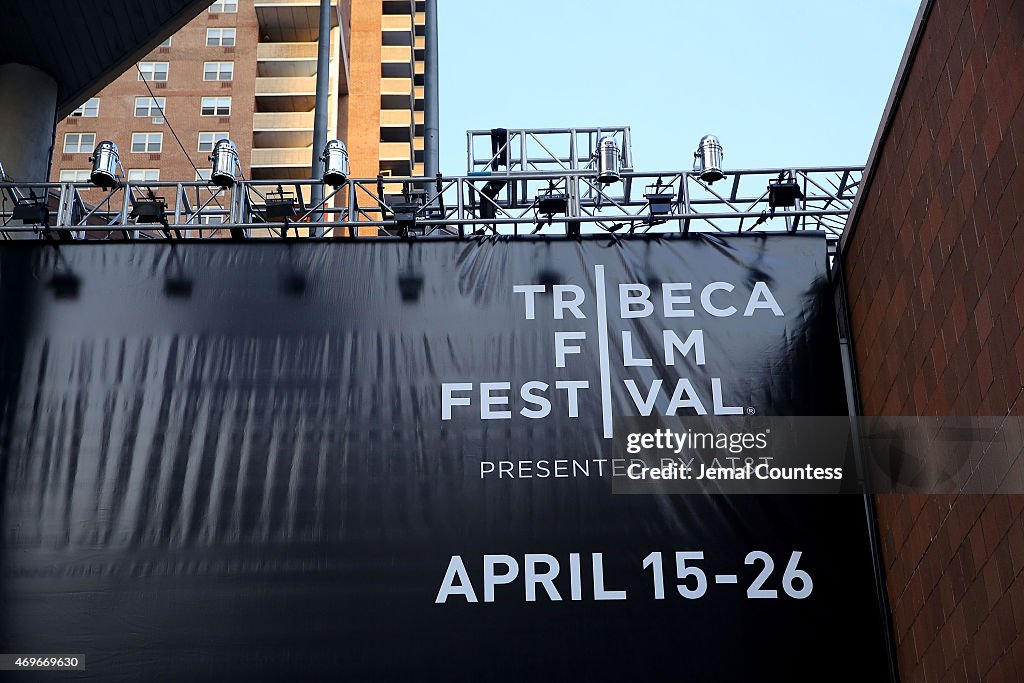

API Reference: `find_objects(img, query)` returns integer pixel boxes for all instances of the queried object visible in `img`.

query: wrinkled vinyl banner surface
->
[0,235,889,681]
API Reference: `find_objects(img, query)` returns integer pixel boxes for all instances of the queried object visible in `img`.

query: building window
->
[199,214,223,225]
[127,169,161,182]
[209,0,237,12]
[138,62,169,81]
[70,98,100,117]
[131,132,163,153]
[58,170,91,182]
[63,133,96,154]
[203,62,234,81]
[159,36,172,47]
[134,97,166,117]
[201,97,231,116]
[206,28,236,46]
[196,170,212,182]
[198,132,229,153]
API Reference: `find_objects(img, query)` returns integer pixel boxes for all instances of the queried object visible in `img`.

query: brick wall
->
[843,0,1024,680]
[52,3,258,186]
[347,0,383,180]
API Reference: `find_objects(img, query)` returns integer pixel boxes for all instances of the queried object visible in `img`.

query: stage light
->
[265,185,297,221]
[536,193,568,216]
[209,139,240,188]
[645,192,674,217]
[535,187,575,235]
[321,139,350,186]
[393,202,419,237]
[596,136,621,184]
[693,134,724,184]
[89,141,120,188]
[12,197,48,225]
[768,176,804,208]
[130,192,169,230]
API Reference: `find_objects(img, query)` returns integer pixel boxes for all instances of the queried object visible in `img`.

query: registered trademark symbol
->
[746,407,756,415]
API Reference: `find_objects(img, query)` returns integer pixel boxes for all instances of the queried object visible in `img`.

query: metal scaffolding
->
[0,166,858,245]
[2,127,862,249]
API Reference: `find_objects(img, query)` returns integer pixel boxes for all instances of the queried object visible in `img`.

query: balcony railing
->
[380,109,413,127]
[252,147,313,167]
[256,76,317,96]
[379,142,413,160]
[382,15,412,31]
[257,42,318,60]
[381,78,413,95]
[381,45,413,63]
[254,111,315,130]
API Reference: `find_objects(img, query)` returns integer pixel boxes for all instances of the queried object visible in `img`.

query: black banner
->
[0,235,889,681]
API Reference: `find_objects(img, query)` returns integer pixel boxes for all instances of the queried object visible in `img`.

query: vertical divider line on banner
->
[594,264,614,439]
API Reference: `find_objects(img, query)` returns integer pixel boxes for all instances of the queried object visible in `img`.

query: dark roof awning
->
[0,0,212,118]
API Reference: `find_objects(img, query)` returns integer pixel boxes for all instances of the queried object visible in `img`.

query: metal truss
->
[0,166,862,249]
[466,126,634,174]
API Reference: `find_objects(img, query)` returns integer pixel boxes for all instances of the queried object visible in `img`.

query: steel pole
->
[423,0,440,177]
[310,0,332,237]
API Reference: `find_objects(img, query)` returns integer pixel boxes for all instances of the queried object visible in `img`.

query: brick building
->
[49,0,427,194]
[842,0,1024,679]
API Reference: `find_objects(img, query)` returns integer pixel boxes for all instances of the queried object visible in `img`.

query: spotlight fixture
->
[596,136,621,184]
[392,202,419,237]
[209,139,240,188]
[645,192,674,217]
[130,191,169,230]
[265,185,298,221]
[534,189,578,236]
[768,175,804,209]
[536,193,568,216]
[321,139,350,186]
[12,196,48,226]
[644,180,674,221]
[693,134,725,184]
[89,141,121,188]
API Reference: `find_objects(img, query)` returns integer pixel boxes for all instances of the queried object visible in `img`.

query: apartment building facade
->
[49,0,426,191]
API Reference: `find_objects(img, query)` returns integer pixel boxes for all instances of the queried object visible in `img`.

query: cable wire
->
[135,65,226,217]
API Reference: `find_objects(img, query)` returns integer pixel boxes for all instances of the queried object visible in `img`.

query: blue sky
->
[436,0,920,174]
